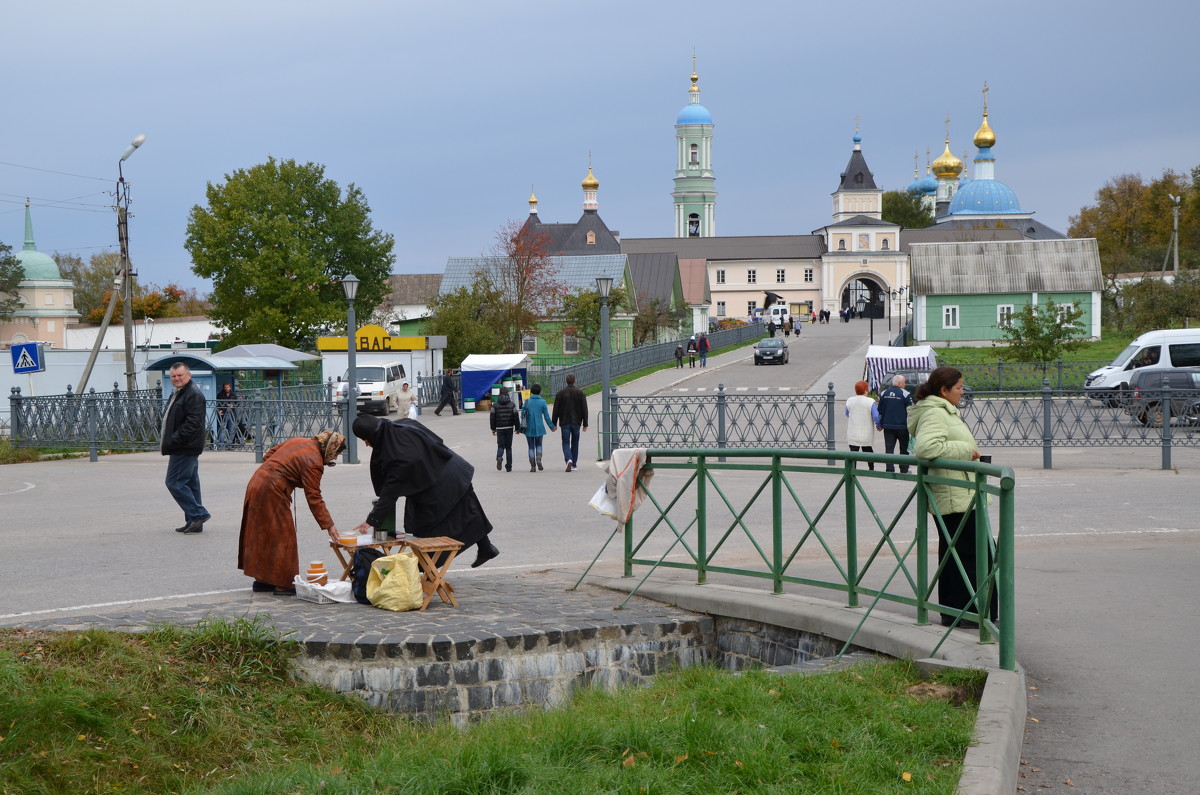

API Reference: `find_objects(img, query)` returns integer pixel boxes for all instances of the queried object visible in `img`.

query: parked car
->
[333,360,407,415]
[1125,367,1200,426]
[754,338,789,365]
[1086,328,1200,405]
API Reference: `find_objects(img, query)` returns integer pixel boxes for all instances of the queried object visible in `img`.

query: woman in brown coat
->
[237,431,346,594]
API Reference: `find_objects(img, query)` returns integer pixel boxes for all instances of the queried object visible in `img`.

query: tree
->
[993,299,1087,364]
[54,251,123,321]
[424,278,507,368]
[0,242,24,321]
[477,221,569,352]
[632,294,684,346]
[185,157,395,349]
[559,285,631,357]
[1120,271,1200,332]
[881,189,934,228]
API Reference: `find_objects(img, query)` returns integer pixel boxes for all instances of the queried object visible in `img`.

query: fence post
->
[9,387,20,442]
[1161,382,1173,470]
[717,383,727,463]
[996,358,1004,391]
[1056,357,1065,389]
[825,381,837,466]
[610,385,620,453]
[87,388,99,463]
[1041,378,1053,469]
[254,397,266,464]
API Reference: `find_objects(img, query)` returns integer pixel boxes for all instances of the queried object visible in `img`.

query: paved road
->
[3,317,1198,792]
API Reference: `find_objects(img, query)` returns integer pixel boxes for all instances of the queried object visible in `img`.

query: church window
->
[716,301,726,316]
[688,213,700,236]
[837,239,846,251]
[716,269,725,284]
[747,269,757,284]
[942,306,959,330]
[689,144,699,164]
[586,231,596,245]
[804,268,814,283]
[881,238,890,251]
[776,269,786,283]
[521,334,538,354]
[562,334,580,354]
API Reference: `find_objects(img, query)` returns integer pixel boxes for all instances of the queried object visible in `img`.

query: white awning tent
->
[863,345,938,392]
[460,354,530,402]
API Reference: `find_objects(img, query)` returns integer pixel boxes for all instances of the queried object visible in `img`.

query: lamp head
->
[341,274,360,301]
[120,134,148,162]
[595,276,613,299]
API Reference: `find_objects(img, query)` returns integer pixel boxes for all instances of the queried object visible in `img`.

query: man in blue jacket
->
[161,363,210,534]
[877,374,914,473]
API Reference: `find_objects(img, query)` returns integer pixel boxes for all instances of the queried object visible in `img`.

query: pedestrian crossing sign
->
[11,342,45,374]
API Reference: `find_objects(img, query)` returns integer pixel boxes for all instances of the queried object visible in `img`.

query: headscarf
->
[313,430,346,466]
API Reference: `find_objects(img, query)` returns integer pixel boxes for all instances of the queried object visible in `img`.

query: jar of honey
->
[305,561,328,587]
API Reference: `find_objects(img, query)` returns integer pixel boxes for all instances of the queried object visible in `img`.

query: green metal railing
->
[580,448,1016,670]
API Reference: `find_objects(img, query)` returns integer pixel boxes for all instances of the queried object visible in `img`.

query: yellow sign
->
[316,324,430,352]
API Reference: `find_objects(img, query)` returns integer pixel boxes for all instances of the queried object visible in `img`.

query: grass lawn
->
[0,617,985,794]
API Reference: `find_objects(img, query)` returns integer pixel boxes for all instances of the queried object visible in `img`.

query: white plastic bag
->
[408,404,419,420]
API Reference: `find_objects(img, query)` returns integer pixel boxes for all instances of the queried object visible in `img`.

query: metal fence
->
[576,448,1016,670]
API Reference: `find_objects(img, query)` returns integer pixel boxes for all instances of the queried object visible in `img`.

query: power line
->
[0,159,108,182]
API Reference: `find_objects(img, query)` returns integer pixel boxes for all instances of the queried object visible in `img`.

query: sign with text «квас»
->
[11,342,45,374]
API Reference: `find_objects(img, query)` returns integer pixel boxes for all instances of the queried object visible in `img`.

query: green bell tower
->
[673,59,717,237]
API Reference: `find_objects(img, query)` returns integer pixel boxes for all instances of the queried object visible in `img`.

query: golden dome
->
[974,113,995,148]
[581,166,599,191]
[528,188,538,207]
[931,139,963,179]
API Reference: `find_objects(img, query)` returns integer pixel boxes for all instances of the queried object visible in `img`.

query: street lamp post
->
[342,274,360,465]
[597,276,613,460]
[857,296,874,345]
[1168,193,1181,275]
[889,289,896,333]
[78,133,146,395]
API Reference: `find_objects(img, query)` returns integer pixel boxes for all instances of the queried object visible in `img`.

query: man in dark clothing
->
[490,386,520,472]
[551,373,588,471]
[433,372,459,416]
[161,363,210,534]
[698,333,710,367]
[351,415,499,567]
[877,374,915,473]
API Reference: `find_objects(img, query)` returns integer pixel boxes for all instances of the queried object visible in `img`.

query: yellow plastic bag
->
[366,549,423,612]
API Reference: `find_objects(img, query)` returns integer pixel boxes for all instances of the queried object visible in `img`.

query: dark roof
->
[622,235,824,260]
[837,149,877,191]
[818,215,898,230]
[384,273,443,305]
[627,252,680,306]
[441,254,628,295]
[522,211,621,256]
[930,216,1067,241]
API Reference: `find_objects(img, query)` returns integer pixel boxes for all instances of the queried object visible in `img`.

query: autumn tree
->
[476,221,569,353]
[185,157,395,349]
[0,242,24,321]
[882,189,934,228]
[55,251,123,321]
[994,299,1087,365]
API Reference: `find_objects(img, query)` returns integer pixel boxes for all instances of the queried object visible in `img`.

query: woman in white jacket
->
[844,380,880,470]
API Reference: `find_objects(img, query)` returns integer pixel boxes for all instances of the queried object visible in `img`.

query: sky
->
[3,1,1197,295]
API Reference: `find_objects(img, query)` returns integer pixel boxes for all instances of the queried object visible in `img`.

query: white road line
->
[1021,528,1197,538]
[0,482,36,496]
[0,589,249,620]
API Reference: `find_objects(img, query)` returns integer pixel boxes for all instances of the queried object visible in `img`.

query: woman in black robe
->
[350,415,499,568]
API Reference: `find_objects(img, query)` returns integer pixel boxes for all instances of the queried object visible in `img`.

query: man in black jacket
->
[489,386,520,472]
[433,371,459,416]
[551,373,589,471]
[161,363,210,533]
[877,374,915,473]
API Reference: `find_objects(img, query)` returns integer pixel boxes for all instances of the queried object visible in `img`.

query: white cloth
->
[588,448,653,524]
[845,395,878,447]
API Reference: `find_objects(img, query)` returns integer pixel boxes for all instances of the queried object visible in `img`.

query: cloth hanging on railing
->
[588,448,653,524]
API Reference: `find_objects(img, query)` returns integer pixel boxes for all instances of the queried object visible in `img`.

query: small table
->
[329,535,464,610]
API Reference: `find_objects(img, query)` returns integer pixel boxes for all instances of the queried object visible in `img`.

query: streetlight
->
[1168,194,1181,275]
[889,289,896,333]
[596,276,613,460]
[342,274,360,465]
[856,295,874,346]
[78,133,147,394]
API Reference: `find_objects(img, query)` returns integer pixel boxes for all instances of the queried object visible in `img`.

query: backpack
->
[351,547,385,604]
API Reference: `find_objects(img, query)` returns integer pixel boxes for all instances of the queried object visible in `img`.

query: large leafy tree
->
[424,277,507,368]
[881,189,934,228]
[0,242,24,321]
[632,294,684,346]
[1121,271,1200,332]
[478,220,569,352]
[55,251,121,320]
[185,158,394,349]
[559,285,631,357]
[993,299,1087,365]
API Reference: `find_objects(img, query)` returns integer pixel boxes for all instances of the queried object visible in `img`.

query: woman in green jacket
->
[908,366,996,627]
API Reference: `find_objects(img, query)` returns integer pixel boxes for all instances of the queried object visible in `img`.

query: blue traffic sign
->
[11,342,44,374]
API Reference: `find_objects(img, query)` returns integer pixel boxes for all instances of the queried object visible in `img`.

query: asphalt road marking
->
[0,482,36,496]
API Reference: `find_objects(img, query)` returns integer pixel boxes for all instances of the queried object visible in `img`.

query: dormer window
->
[586,230,596,245]
[854,172,864,186]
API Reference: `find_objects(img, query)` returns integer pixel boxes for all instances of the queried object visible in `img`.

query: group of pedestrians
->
[673,334,711,368]
[488,374,589,473]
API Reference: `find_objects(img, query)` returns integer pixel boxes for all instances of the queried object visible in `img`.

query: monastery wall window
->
[716,301,726,316]
[746,269,757,285]
[837,239,846,251]
[804,268,814,283]
[715,269,725,284]
[775,269,786,283]
[881,238,890,250]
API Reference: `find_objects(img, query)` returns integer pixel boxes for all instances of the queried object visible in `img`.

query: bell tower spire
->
[672,56,717,237]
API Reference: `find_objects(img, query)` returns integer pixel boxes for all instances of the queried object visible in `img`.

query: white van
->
[1085,329,1200,400]
[335,360,407,415]
[765,305,791,327]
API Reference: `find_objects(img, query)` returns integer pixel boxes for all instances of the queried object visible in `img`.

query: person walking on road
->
[674,343,684,368]
[877,375,914,473]
[434,371,459,416]
[552,373,588,471]
[162,362,211,534]
[490,386,519,472]
[908,366,996,627]
[399,381,419,420]
[687,336,698,367]
[698,333,710,367]
[844,380,880,471]
[237,431,346,594]
[520,384,555,472]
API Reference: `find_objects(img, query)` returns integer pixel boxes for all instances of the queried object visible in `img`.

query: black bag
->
[350,547,384,604]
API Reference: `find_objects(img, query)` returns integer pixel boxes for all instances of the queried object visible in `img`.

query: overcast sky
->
[4,1,1196,294]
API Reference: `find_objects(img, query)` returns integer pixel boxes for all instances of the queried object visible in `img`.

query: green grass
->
[935,329,1138,365]
[0,439,50,464]
[0,617,985,794]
